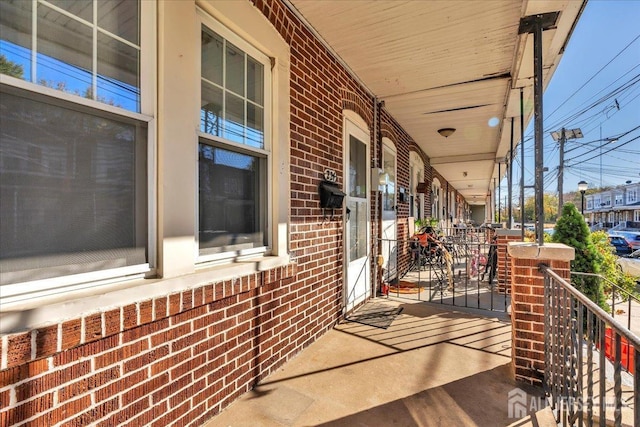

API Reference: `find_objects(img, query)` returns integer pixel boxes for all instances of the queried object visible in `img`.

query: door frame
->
[343,111,371,313]
[381,137,397,281]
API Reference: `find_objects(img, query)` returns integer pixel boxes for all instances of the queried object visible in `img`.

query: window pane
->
[0,89,148,285]
[199,144,266,254]
[48,0,93,22]
[349,135,367,197]
[97,32,140,111]
[37,5,93,97]
[247,57,263,105]
[98,0,139,45]
[0,0,32,80]
[348,200,367,260]
[382,151,395,211]
[225,41,244,96]
[246,103,264,149]
[224,91,244,143]
[201,82,223,136]
[201,27,223,85]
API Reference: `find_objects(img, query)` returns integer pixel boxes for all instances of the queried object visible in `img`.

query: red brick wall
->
[496,231,522,294]
[510,256,572,385]
[0,265,347,426]
[378,114,429,282]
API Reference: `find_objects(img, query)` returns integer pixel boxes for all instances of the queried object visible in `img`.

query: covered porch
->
[204,299,552,426]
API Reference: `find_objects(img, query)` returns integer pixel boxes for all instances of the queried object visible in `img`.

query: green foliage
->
[0,54,24,79]
[523,229,536,242]
[591,230,639,300]
[518,193,559,223]
[552,203,606,308]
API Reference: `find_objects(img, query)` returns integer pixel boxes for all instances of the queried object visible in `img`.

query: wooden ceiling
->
[287,0,586,204]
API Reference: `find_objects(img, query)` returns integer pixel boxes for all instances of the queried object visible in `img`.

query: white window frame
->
[0,0,156,307]
[432,178,441,220]
[193,2,289,268]
[409,152,424,219]
[1,0,146,113]
[196,12,272,264]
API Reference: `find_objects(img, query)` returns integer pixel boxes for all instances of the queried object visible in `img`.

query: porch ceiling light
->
[437,128,456,138]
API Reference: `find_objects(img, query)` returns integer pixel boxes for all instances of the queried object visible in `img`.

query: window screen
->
[0,88,147,285]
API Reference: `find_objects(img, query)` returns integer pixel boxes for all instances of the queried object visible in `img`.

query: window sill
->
[0,255,291,335]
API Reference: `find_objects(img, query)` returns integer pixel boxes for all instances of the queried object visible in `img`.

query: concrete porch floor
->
[202,299,555,427]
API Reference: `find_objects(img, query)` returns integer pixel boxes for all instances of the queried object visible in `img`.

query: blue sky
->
[508,0,640,199]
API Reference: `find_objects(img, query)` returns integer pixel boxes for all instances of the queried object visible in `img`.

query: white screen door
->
[381,139,397,281]
[344,118,370,312]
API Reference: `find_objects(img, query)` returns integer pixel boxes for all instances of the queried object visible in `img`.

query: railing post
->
[507,242,575,384]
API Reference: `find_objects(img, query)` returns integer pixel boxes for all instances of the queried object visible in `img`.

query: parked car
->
[608,235,633,255]
[616,231,640,251]
[617,249,640,279]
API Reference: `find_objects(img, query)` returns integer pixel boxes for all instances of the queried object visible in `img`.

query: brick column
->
[507,242,574,385]
[495,229,521,294]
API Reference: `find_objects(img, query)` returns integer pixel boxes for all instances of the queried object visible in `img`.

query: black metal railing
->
[541,265,640,427]
[378,233,509,313]
[572,271,640,333]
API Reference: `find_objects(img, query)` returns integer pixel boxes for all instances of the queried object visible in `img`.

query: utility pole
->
[552,127,582,219]
[558,128,565,215]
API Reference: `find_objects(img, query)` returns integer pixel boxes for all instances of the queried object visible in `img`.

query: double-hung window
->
[198,16,270,261]
[0,0,150,294]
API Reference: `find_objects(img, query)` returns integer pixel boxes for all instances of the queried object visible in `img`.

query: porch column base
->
[495,229,522,294]
[507,242,574,385]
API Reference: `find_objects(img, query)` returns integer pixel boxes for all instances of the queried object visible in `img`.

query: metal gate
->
[379,227,510,313]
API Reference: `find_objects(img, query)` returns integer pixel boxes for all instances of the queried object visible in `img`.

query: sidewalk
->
[202,299,554,427]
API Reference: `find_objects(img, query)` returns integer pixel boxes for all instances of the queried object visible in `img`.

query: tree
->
[591,230,638,301]
[552,203,606,308]
[0,54,24,79]
[521,193,559,224]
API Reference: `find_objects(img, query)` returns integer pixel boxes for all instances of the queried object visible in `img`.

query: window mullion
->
[92,0,97,101]
[243,52,247,143]
[31,0,37,82]
[222,38,226,138]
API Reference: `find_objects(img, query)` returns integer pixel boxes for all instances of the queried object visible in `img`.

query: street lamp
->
[578,180,588,216]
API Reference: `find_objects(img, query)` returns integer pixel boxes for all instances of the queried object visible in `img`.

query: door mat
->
[346,303,404,329]
[389,280,424,294]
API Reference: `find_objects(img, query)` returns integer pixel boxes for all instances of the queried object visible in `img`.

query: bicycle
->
[467,248,488,279]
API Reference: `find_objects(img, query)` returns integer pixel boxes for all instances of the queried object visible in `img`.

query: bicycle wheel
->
[467,260,478,278]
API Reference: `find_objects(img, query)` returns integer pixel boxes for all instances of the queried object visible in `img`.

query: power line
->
[546,33,640,122]
[566,134,640,164]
